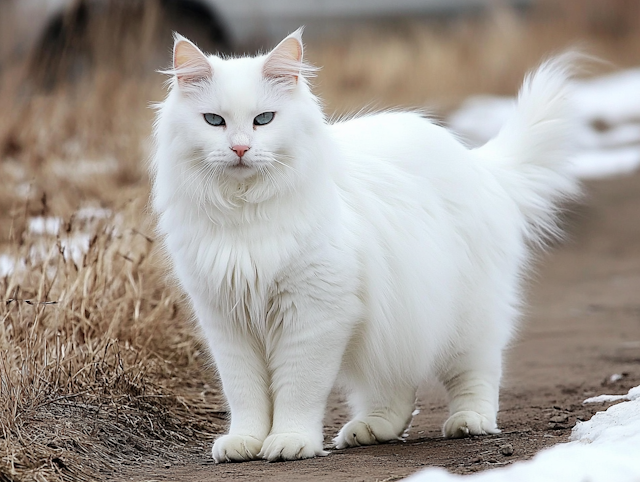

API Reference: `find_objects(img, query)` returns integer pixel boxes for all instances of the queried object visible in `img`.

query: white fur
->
[151,30,578,462]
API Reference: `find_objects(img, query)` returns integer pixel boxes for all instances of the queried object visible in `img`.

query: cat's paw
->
[443,410,500,438]
[212,434,263,463]
[258,432,327,461]
[334,416,402,449]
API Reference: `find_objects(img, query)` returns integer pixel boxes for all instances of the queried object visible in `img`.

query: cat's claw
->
[258,432,327,461]
[212,434,263,463]
[442,410,500,438]
[334,416,402,449]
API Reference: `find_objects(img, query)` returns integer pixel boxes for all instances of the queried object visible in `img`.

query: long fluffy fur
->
[475,53,580,243]
[151,32,579,463]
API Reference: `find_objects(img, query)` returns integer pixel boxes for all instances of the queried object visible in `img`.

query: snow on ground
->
[448,68,640,180]
[404,386,640,482]
[28,216,63,235]
[0,207,115,278]
[0,254,16,277]
[583,385,640,404]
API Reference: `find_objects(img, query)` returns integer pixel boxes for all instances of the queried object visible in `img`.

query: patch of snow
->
[0,254,16,277]
[569,147,640,179]
[28,217,63,235]
[6,206,120,281]
[583,386,640,404]
[609,373,624,383]
[578,123,640,150]
[572,69,640,126]
[60,233,92,266]
[404,385,640,482]
[21,206,115,269]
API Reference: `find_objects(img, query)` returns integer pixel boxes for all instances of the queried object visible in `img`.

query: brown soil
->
[118,173,640,481]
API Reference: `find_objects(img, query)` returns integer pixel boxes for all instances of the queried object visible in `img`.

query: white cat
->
[151,29,578,463]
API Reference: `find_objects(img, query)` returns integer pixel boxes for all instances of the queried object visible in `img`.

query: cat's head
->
[161,28,322,190]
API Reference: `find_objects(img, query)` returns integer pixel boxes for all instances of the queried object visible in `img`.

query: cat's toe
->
[258,432,327,461]
[334,417,401,449]
[212,434,263,463]
[442,410,500,438]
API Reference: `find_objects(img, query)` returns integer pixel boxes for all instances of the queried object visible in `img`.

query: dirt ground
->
[116,172,640,482]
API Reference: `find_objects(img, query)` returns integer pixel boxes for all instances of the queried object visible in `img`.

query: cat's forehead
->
[210,55,263,79]
[206,55,270,110]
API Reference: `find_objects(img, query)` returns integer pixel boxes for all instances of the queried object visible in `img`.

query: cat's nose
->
[230,145,250,158]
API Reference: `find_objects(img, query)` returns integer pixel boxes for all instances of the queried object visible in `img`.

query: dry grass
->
[0,49,226,482]
[0,193,227,480]
[1,1,640,480]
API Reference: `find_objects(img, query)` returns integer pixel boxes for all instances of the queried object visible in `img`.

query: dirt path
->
[123,173,640,482]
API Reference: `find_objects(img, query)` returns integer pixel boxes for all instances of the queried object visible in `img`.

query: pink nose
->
[231,145,250,158]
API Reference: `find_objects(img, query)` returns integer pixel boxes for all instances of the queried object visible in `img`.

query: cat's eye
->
[254,112,275,126]
[204,113,225,126]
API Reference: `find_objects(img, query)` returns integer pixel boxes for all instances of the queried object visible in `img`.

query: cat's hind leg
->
[334,382,417,449]
[438,347,502,438]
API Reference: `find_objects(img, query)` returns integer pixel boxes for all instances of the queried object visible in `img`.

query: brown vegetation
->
[1,1,640,480]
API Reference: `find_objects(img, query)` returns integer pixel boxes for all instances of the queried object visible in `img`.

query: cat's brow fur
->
[151,29,579,462]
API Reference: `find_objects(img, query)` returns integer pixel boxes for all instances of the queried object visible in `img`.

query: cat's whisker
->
[174,152,210,167]
[178,164,214,202]
[268,157,295,171]
[261,165,279,193]
[202,164,224,205]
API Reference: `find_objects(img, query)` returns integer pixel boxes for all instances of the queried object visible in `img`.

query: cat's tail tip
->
[475,52,588,246]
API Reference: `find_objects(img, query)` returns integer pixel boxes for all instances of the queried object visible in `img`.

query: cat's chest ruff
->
[186,232,279,291]
[169,213,299,312]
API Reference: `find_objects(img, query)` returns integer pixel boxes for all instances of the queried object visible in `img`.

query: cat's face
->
[167,30,317,183]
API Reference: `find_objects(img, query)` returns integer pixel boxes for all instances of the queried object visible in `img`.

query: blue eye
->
[254,112,275,126]
[204,113,225,126]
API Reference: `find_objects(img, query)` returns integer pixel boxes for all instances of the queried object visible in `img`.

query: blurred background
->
[1,0,639,219]
[2,0,640,174]
[1,1,640,480]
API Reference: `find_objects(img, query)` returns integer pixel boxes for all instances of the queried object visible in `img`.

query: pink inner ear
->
[263,37,303,82]
[174,40,212,86]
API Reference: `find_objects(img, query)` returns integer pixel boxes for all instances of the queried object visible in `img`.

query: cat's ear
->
[172,34,212,89]
[263,28,306,87]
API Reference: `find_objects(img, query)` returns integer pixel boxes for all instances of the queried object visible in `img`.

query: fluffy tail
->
[475,54,581,244]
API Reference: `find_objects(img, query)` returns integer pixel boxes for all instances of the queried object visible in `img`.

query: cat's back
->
[327,111,488,218]
[328,111,470,176]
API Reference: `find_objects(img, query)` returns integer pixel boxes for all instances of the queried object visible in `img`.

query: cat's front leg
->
[258,305,353,462]
[198,319,272,463]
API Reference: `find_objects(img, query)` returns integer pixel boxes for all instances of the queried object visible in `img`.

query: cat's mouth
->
[225,159,256,179]
[230,159,252,169]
